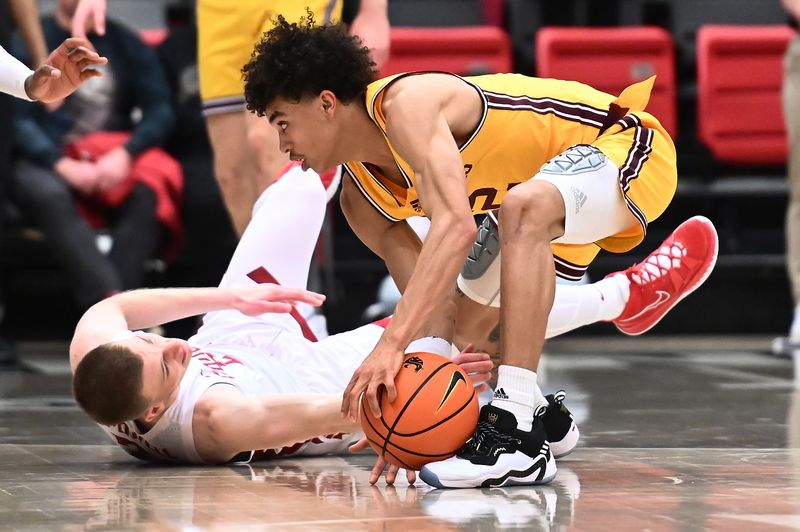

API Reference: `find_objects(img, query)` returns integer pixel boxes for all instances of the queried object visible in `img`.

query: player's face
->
[122,331,193,413]
[267,95,338,173]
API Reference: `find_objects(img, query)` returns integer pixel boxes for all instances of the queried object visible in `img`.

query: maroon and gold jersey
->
[343,72,677,277]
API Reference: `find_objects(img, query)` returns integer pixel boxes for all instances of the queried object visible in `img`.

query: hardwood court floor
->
[1,336,797,531]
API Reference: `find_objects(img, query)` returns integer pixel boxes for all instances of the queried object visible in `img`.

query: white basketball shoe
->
[419,404,556,489]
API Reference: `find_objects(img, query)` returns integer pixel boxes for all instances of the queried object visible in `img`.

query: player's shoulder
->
[380,72,476,118]
[195,383,246,416]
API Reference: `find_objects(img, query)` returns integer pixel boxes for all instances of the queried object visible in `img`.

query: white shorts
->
[535,152,637,244]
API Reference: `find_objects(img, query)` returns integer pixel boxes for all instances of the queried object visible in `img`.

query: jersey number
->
[468,183,519,212]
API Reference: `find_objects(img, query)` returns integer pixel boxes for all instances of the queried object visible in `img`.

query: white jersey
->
[102,323,385,464]
[100,170,401,464]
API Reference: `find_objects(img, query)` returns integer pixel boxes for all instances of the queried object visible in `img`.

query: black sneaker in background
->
[543,390,580,458]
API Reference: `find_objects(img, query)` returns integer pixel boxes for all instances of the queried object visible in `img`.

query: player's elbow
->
[448,214,478,252]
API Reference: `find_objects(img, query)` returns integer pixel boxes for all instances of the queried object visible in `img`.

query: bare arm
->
[341,77,478,420]
[340,176,422,291]
[377,80,478,353]
[7,0,48,67]
[194,388,359,464]
[69,286,324,369]
[341,176,457,340]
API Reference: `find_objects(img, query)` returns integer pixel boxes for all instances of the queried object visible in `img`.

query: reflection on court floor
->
[1,336,798,530]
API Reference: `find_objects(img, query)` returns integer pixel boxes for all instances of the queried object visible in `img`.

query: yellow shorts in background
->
[197,0,343,115]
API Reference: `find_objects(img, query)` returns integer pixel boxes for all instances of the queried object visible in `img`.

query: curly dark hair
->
[243,12,377,117]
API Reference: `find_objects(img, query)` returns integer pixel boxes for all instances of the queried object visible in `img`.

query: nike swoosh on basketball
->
[618,290,671,323]
[436,372,467,412]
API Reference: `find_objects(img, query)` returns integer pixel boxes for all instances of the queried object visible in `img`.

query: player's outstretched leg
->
[611,215,719,335]
[419,404,557,489]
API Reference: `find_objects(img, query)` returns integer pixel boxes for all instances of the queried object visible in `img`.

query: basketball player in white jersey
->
[70,165,490,473]
[70,164,716,485]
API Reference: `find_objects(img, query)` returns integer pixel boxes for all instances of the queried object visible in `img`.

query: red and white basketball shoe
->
[611,215,718,336]
[275,161,342,202]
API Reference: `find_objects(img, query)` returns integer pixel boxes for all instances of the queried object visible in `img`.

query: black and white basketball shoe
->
[542,390,580,458]
[419,404,556,489]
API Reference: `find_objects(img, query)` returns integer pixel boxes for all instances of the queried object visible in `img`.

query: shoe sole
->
[617,215,719,336]
[550,422,580,459]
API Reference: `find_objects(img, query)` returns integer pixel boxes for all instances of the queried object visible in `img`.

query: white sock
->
[405,336,451,357]
[492,365,547,432]
[544,275,630,339]
[596,274,630,320]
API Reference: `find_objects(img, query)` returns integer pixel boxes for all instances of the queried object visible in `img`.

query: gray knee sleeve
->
[537,145,631,244]
[457,210,502,307]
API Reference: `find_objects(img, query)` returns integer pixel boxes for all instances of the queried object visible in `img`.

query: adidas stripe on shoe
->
[419,404,556,489]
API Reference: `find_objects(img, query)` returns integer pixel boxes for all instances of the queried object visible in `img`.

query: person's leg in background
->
[154,14,238,338]
[0,2,14,366]
[784,34,800,347]
[197,0,343,336]
[197,0,343,236]
[107,183,160,291]
[10,160,121,311]
[204,111,260,237]
[197,0,281,236]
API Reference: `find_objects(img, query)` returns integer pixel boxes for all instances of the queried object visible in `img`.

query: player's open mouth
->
[290,154,308,170]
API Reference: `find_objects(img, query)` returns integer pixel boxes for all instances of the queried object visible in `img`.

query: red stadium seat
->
[379,26,512,78]
[696,25,793,165]
[536,26,677,138]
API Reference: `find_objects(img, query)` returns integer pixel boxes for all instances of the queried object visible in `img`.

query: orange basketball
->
[360,351,479,470]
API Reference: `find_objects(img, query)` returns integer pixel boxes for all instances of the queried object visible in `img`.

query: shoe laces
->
[629,242,686,286]
[459,421,516,458]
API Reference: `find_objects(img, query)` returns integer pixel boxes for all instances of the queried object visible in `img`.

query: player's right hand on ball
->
[341,341,403,422]
[229,285,325,316]
[349,438,416,485]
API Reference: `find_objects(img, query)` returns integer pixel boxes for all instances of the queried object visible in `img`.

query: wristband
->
[405,336,451,357]
[0,45,34,101]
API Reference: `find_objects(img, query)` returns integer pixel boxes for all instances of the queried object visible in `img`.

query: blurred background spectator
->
[1,0,49,366]
[154,2,237,338]
[782,0,800,352]
[9,0,178,316]
[0,0,795,346]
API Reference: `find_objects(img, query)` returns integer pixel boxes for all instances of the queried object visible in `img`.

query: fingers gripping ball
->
[360,351,479,470]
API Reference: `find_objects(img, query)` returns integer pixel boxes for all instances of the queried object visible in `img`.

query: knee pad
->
[536,145,630,244]
[457,210,502,308]
[539,144,609,176]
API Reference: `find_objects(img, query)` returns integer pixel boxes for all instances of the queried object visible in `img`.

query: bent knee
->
[500,182,565,239]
